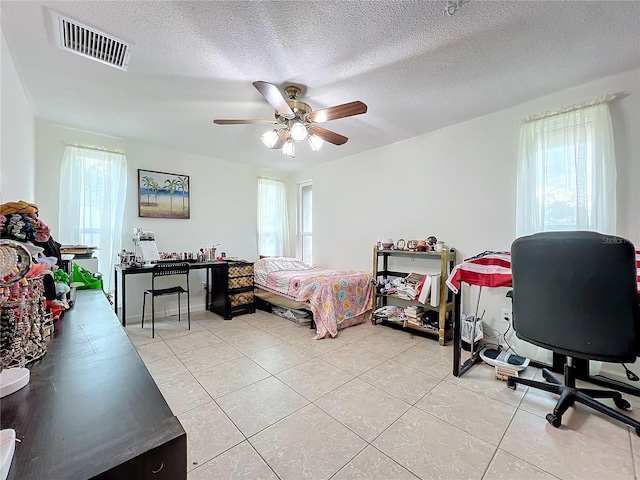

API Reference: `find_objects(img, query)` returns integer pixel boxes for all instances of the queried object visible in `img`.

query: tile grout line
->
[490,377,574,480]
[479,391,523,480]
[135,313,581,479]
[629,427,637,480]
[226,334,430,479]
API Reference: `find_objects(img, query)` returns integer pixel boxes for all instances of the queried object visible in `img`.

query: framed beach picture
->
[138,169,190,219]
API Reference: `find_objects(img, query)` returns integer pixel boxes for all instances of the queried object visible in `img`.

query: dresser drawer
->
[230,292,253,307]
[229,265,253,278]
[229,276,253,289]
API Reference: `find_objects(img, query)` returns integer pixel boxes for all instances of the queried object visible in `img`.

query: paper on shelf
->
[430,273,441,307]
[417,275,431,304]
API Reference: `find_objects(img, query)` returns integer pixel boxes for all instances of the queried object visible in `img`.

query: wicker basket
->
[229,276,253,289]
[230,292,253,307]
[229,265,253,278]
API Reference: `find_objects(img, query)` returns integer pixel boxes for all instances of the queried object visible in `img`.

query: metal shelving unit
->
[372,246,457,345]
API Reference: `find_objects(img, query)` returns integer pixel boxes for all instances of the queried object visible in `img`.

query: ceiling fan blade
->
[253,81,294,117]
[308,101,367,124]
[308,126,348,146]
[213,119,278,125]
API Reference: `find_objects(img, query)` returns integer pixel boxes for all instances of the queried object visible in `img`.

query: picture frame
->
[138,169,190,219]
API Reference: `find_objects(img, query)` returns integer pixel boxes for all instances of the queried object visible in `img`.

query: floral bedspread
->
[254,257,374,338]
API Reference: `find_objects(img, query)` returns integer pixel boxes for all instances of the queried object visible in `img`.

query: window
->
[516,99,617,236]
[257,177,288,257]
[59,146,127,294]
[298,180,313,265]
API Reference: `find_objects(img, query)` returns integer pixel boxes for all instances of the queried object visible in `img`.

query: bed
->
[253,257,374,339]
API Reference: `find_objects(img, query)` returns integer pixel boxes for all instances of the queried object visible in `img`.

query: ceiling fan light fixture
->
[214,81,367,154]
[261,129,280,148]
[289,121,308,141]
[307,134,324,151]
[282,138,295,157]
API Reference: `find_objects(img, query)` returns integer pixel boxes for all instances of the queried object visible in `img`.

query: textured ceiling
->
[1,1,639,172]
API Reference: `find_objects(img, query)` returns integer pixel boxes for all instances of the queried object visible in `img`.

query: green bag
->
[72,263,103,290]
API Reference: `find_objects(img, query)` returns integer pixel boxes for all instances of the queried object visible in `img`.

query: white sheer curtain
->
[515,97,617,366]
[257,177,289,257]
[59,146,127,294]
[516,97,617,237]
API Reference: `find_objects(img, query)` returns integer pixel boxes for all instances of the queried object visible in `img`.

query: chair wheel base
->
[614,398,631,410]
[546,413,562,428]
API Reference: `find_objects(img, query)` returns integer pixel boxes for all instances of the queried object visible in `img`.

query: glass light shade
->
[282,138,295,157]
[289,121,308,141]
[261,129,280,148]
[307,134,325,151]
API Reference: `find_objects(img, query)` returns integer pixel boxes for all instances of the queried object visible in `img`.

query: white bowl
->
[380,238,394,248]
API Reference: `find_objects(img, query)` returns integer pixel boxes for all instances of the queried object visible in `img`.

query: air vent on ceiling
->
[54,14,131,71]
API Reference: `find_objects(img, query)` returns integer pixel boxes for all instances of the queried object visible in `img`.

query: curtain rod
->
[64,143,125,155]
[258,176,286,181]
[521,94,617,124]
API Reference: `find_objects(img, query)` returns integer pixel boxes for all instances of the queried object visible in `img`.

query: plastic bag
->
[461,313,483,351]
[72,263,103,290]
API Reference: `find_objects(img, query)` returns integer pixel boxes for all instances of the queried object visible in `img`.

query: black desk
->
[114,261,225,327]
[1,290,187,479]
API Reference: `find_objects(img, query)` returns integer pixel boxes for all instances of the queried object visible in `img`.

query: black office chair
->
[507,231,640,435]
[141,262,191,338]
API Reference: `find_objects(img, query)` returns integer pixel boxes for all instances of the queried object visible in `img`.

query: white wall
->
[26,69,640,379]
[35,121,287,322]
[0,27,35,203]
[292,69,640,364]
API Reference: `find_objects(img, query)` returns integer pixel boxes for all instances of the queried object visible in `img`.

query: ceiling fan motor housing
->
[281,100,312,120]
[275,87,312,122]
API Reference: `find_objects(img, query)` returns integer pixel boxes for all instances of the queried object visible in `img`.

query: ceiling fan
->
[213,81,367,156]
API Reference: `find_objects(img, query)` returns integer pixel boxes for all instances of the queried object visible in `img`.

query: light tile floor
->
[126,309,640,480]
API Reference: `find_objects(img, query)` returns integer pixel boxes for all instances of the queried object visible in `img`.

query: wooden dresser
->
[1,290,187,480]
[208,261,255,319]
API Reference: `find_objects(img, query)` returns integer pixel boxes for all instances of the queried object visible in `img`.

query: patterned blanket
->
[254,257,374,338]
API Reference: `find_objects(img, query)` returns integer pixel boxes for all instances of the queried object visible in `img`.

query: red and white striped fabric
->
[446,250,640,300]
[445,252,513,294]
[636,250,640,297]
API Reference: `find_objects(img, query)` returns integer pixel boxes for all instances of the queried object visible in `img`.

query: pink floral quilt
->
[254,257,373,338]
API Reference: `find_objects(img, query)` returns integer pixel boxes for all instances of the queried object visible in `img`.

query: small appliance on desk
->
[117,250,138,267]
[131,228,160,265]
